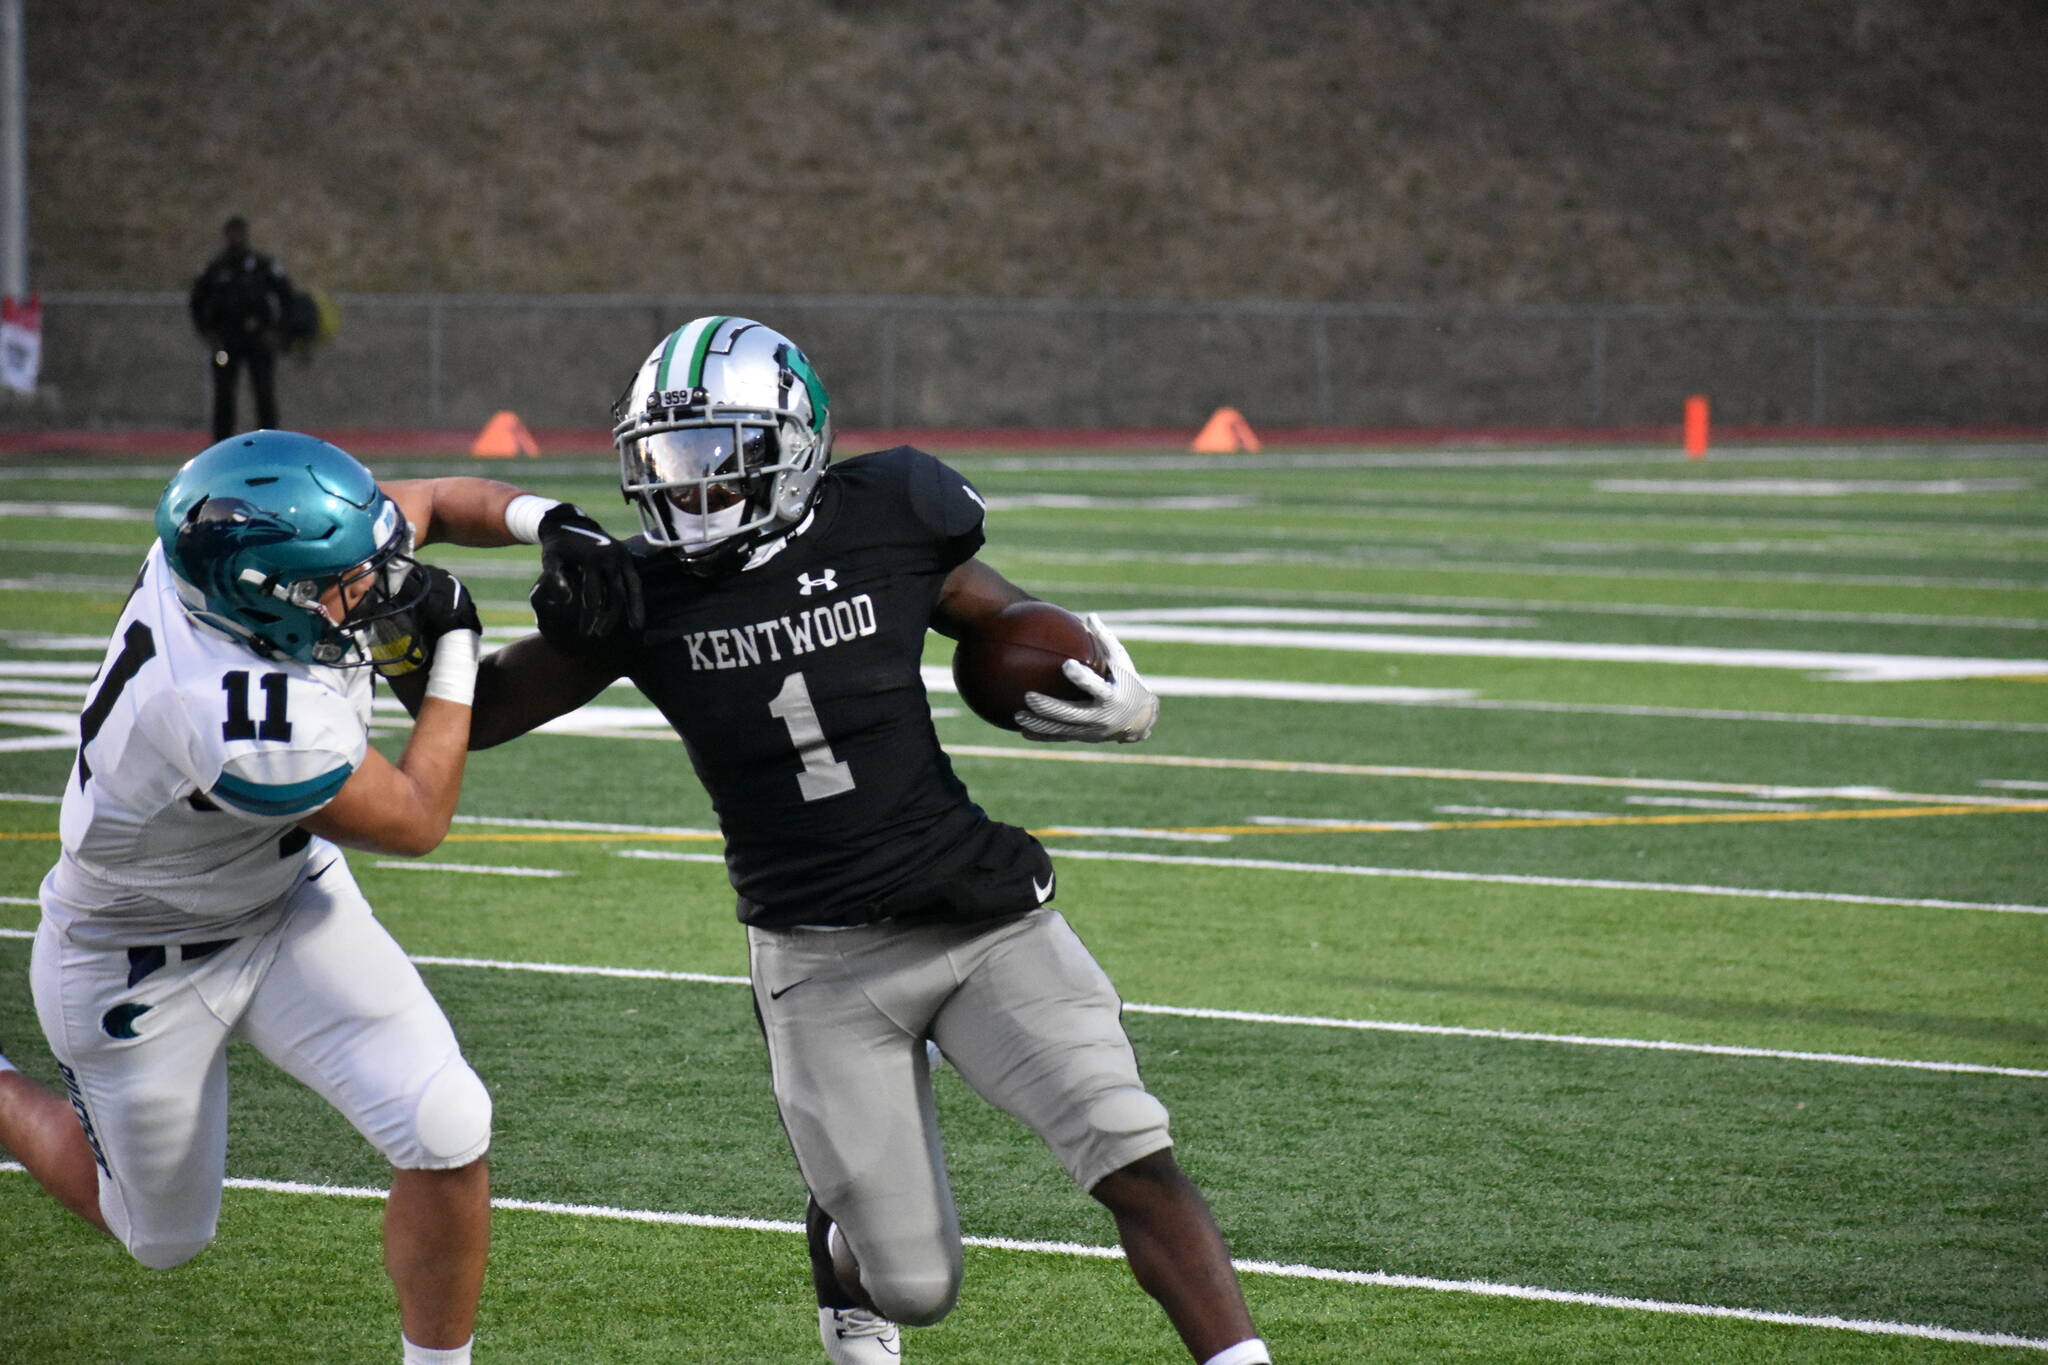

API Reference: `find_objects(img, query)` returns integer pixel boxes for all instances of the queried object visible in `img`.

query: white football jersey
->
[43,543,373,946]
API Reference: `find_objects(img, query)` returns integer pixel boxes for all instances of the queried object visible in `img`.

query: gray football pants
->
[746,907,1173,1326]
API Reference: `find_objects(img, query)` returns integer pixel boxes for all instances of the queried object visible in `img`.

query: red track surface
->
[1,423,2042,460]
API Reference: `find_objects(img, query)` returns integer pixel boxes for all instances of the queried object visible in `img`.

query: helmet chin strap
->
[672,500,748,554]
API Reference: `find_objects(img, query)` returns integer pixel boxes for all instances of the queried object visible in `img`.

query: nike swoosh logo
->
[1032,874,1055,903]
[769,977,813,1000]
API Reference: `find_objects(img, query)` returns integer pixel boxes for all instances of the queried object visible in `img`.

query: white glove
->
[1015,613,1159,743]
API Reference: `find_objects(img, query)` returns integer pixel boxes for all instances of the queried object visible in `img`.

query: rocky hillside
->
[26,0,2048,306]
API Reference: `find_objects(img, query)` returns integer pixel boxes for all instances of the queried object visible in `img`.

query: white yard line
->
[7,1163,2034,1352]
[0,501,152,520]
[1596,477,2032,495]
[1021,546,2045,591]
[8,927,2029,1080]
[1096,623,2048,682]
[1622,795,1815,812]
[1046,847,2048,916]
[1025,580,2048,631]
[453,813,720,836]
[1121,1002,2048,1079]
[1416,697,2048,734]
[942,745,2039,807]
[1098,606,1538,628]
[1434,805,1613,820]
[371,862,570,878]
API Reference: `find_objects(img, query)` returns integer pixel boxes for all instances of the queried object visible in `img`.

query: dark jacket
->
[189,248,294,350]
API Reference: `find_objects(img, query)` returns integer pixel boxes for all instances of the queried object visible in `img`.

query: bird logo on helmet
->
[154,430,425,665]
[613,316,834,572]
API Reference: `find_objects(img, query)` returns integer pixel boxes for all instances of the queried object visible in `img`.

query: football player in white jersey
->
[0,430,638,1365]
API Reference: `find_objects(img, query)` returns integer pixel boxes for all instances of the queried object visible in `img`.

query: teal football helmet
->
[154,430,422,665]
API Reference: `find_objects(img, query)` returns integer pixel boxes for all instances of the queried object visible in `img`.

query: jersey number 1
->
[767,672,854,801]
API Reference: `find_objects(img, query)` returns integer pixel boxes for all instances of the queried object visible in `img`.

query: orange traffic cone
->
[471,410,540,458]
[1191,406,1260,453]
[1683,395,1710,459]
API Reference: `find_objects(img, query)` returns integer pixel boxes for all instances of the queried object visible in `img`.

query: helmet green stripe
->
[685,314,730,389]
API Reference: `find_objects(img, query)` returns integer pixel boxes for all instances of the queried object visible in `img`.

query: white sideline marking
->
[1597,477,2032,496]
[617,850,729,865]
[371,862,569,878]
[1099,606,1537,628]
[455,813,721,837]
[0,662,99,677]
[1121,1003,2048,1079]
[0,680,88,698]
[0,740,75,753]
[405,950,748,987]
[1418,697,2048,734]
[1024,546,2043,591]
[0,501,152,521]
[918,665,1469,705]
[1435,804,1611,820]
[1982,779,2048,791]
[1097,623,2048,683]
[0,1167,2037,1351]
[3,665,2038,736]
[982,493,1256,512]
[0,631,121,650]
[1048,846,2048,916]
[1623,795,1815,812]
[1025,578,2048,631]
[0,928,2038,1078]
[944,745,2039,807]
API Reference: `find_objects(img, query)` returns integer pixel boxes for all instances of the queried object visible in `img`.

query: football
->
[950,601,1106,731]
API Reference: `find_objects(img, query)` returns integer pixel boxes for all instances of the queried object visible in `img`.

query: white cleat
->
[819,1305,901,1363]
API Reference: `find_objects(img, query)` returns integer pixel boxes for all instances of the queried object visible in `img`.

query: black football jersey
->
[595,447,1053,928]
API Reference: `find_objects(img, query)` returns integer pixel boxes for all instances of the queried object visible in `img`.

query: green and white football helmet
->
[614,316,833,571]
[154,430,423,666]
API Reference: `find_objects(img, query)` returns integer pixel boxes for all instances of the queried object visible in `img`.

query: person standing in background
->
[188,216,294,440]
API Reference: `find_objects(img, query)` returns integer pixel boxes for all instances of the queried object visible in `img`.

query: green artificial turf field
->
[2,439,2044,1362]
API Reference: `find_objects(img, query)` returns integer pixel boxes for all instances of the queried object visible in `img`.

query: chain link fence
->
[10,292,2047,433]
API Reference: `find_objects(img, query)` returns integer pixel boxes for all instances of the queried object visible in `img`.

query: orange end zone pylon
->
[1192,406,1261,453]
[471,410,540,458]
[1683,395,1710,459]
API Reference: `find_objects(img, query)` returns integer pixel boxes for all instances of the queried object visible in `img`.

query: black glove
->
[531,504,644,651]
[367,563,481,679]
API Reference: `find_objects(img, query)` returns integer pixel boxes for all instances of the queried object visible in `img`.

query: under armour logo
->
[797,569,838,596]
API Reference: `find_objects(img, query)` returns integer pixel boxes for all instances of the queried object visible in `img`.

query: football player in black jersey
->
[469,317,1271,1365]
